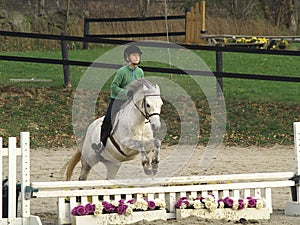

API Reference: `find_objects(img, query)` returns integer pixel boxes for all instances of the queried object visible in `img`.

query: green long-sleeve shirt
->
[110,64,144,99]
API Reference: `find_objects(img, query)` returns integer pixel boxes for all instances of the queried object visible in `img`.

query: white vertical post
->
[265,188,272,213]
[21,132,31,222]
[0,137,3,218]
[8,137,17,223]
[284,122,300,216]
[294,122,300,202]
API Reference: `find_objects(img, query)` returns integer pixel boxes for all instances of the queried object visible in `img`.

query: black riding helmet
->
[124,45,143,63]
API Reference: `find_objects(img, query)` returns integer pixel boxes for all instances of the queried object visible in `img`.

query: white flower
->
[189,200,195,206]
[94,209,102,216]
[205,195,215,202]
[134,199,148,211]
[154,198,166,209]
[95,203,103,211]
[243,199,248,208]
[125,207,133,216]
[180,202,187,209]
[111,200,119,207]
[232,200,239,210]
[127,203,135,210]
[94,203,103,216]
[205,201,217,212]
[193,200,203,209]
[218,201,224,209]
[188,196,194,201]
[256,199,264,209]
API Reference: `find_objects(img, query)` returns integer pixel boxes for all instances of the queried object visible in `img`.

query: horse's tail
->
[62,150,81,181]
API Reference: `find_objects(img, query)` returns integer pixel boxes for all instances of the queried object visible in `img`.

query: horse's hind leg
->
[103,160,121,180]
[79,158,92,181]
[151,138,161,175]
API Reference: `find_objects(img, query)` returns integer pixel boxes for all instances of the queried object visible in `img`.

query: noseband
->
[134,94,161,121]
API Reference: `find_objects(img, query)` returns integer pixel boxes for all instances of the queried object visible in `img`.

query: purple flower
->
[147,200,156,210]
[223,197,234,208]
[127,199,135,204]
[247,197,257,208]
[238,199,245,210]
[174,199,183,208]
[85,203,95,214]
[102,201,115,213]
[116,204,128,215]
[175,197,190,209]
[71,207,78,216]
[217,199,224,205]
[119,199,125,205]
[73,205,88,216]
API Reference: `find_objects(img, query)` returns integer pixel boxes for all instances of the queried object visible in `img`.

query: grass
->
[0,46,299,148]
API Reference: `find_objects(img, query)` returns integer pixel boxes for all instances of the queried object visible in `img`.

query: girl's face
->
[127,53,140,65]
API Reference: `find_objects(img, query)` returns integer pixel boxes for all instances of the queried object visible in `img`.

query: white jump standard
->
[0,132,41,225]
[285,122,300,216]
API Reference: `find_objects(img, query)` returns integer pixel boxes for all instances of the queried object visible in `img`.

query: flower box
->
[176,208,270,220]
[71,210,167,225]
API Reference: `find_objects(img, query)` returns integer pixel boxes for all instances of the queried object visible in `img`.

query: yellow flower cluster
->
[223,36,289,49]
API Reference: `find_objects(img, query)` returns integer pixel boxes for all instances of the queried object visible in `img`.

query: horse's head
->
[126,79,163,131]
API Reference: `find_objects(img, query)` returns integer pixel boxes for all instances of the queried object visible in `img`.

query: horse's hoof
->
[143,166,153,175]
[152,163,158,175]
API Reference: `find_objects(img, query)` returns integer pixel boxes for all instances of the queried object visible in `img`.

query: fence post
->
[185,8,191,44]
[83,18,89,49]
[60,33,71,87]
[216,44,223,97]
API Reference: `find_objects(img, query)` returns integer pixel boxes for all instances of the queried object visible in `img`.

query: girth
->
[109,134,127,157]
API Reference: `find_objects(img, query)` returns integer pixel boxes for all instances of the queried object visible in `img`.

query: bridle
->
[133,94,161,122]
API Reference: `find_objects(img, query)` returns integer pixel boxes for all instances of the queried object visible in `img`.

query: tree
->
[275,0,298,33]
[38,0,45,16]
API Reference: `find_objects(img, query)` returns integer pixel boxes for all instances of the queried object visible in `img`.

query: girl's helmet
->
[124,45,142,63]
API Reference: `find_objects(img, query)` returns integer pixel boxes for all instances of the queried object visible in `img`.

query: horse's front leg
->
[140,144,152,175]
[151,138,161,175]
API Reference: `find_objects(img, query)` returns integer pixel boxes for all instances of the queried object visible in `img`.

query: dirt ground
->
[25,144,300,224]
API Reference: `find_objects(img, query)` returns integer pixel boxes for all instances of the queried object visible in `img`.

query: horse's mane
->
[117,78,160,117]
[126,78,159,95]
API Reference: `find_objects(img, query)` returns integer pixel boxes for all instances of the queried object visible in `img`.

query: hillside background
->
[0,0,299,47]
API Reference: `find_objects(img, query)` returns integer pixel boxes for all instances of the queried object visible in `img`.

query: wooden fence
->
[0,31,300,91]
[83,15,186,49]
[82,1,206,48]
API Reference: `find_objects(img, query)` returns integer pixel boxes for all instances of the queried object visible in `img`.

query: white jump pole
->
[285,122,300,216]
[294,122,300,200]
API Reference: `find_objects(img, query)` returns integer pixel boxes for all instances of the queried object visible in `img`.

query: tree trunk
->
[139,0,150,17]
[275,0,285,27]
[56,0,60,10]
[287,0,298,33]
[64,0,71,32]
[38,0,45,16]
[258,0,271,20]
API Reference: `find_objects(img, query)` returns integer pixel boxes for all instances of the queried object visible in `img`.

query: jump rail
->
[31,172,295,225]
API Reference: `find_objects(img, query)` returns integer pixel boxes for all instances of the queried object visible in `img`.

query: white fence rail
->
[31,172,295,224]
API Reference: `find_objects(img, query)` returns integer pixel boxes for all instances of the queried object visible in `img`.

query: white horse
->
[64,79,163,180]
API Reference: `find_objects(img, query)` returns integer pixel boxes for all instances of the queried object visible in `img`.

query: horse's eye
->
[146,103,150,108]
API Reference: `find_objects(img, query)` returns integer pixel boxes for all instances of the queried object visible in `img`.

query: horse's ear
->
[141,82,149,91]
[155,84,160,93]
